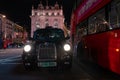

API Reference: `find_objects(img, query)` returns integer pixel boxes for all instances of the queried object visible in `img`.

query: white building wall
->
[30,2,65,37]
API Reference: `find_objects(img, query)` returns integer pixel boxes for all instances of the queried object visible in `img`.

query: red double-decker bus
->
[71,0,120,74]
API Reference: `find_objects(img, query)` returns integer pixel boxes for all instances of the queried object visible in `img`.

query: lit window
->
[36,24,40,28]
[54,12,57,16]
[37,12,40,16]
[43,12,45,15]
[48,13,51,16]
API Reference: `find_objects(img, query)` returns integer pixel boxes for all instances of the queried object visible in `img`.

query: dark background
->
[0,0,74,33]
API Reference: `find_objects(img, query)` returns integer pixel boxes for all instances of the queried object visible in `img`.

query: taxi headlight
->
[64,44,71,51]
[24,45,31,52]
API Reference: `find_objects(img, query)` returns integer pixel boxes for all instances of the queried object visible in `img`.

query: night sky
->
[0,0,74,33]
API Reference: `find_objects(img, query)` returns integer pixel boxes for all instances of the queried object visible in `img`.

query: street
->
[0,48,120,80]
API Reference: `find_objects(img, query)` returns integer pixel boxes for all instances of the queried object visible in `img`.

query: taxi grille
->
[38,43,56,60]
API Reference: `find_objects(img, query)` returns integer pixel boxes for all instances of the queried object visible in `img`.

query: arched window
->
[57,13,60,15]
[45,23,49,26]
[46,12,49,16]
[52,13,54,16]
[36,21,40,29]
[45,19,49,27]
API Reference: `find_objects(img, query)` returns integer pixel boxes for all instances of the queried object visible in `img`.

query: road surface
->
[0,48,120,80]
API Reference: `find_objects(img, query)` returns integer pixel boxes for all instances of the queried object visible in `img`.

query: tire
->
[62,61,72,71]
[66,63,72,70]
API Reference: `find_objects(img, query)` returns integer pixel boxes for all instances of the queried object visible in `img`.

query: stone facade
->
[30,1,65,37]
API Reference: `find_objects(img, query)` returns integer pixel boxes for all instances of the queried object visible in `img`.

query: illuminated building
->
[0,14,27,45]
[30,1,66,37]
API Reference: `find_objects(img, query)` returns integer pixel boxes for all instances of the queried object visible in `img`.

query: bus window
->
[75,27,87,43]
[77,27,87,37]
[88,8,109,34]
[109,1,120,29]
[76,20,87,38]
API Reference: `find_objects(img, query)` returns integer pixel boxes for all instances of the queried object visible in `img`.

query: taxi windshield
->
[33,28,65,41]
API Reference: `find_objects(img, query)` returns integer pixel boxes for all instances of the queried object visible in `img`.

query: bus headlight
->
[64,44,71,51]
[24,45,31,52]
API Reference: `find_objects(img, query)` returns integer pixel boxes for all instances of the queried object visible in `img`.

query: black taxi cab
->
[22,27,72,70]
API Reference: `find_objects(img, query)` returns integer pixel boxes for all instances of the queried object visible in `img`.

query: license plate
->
[38,62,57,67]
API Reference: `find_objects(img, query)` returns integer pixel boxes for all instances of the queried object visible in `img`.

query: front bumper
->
[22,54,72,68]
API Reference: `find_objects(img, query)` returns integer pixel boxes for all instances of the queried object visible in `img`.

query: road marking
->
[0,55,21,63]
[1,62,22,64]
[0,58,21,62]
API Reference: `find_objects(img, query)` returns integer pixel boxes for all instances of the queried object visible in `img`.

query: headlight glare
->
[64,44,71,51]
[24,45,31,52]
